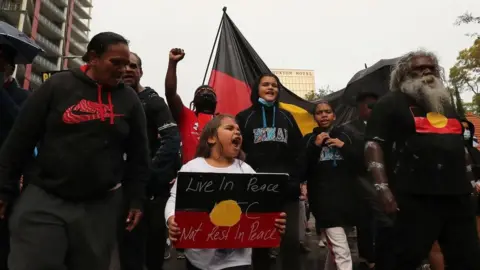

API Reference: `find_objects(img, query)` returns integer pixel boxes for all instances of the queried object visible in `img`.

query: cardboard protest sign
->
[41,71,60,82]
[174,172,288,249]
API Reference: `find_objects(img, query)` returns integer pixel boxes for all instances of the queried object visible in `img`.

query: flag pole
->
[202,7,226,85]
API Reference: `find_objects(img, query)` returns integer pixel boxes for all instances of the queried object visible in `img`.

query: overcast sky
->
[90,0,479,102]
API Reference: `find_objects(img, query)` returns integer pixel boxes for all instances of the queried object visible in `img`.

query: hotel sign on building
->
[271,69,315,99]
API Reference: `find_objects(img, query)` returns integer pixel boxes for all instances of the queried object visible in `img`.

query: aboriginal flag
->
[208,10,317,135]
[174,172,288,249]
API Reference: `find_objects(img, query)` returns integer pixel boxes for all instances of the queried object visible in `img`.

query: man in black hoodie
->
[236,73,303,270]
[118,52,180,270]
[0,32,150,270]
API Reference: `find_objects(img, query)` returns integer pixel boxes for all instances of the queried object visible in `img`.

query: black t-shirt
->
[365,91,470,195]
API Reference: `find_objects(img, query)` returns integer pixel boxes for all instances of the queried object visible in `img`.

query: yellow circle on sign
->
[210,200,242,227]
[426,112,448,128]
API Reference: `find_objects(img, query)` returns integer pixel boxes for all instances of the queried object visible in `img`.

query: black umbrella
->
[0,21,43,64]
[342,57,400,105]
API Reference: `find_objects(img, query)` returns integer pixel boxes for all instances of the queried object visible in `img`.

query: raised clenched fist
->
[169,48,185,62]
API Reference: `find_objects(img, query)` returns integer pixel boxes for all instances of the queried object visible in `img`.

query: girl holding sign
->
[165,114,286,270]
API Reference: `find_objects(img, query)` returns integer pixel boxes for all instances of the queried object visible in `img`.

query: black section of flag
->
[211,12,316,113]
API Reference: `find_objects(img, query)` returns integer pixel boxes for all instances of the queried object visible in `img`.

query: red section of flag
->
[209,70,252,115]
[414,117,462,135]
[174,211,282,249]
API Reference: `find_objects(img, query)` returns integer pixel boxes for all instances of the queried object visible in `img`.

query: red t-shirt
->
[178,106,213,164]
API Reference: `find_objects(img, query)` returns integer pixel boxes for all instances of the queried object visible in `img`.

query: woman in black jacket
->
[301,101,361,270]
[236,73,303,270]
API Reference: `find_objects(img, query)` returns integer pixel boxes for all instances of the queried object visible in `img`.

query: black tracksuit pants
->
[8,184,122,270]
[393,194,480,270]
[118,195,169,270]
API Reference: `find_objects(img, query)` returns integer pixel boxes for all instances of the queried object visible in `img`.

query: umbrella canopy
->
[342,57,400,105]
[0,21,43,64]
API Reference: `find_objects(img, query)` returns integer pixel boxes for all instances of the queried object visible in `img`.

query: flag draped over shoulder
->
[208,10,317,135]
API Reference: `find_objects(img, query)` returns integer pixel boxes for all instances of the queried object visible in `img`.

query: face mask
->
[194,92,217,114]
[258,97,275,107]
[464,130,471,140]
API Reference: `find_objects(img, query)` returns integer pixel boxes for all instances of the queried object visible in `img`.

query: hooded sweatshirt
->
[462,119,480,179]
[0,66,150,208]
[301,125,361,228]
[235,86,303,200]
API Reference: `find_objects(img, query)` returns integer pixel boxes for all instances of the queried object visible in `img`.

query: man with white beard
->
[364,50,480,269]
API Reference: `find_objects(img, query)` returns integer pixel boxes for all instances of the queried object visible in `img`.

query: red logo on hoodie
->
[63,99,124,124]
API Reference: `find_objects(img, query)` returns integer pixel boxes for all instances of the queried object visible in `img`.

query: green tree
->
[465,94,480,115]
[449,38,480,116]
[451,85,466,116]
[304,85,333,101]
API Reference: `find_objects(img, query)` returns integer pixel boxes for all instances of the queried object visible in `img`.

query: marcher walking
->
[0,32,150,270]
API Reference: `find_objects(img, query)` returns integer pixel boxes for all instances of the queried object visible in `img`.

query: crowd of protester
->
[0,31,480,270]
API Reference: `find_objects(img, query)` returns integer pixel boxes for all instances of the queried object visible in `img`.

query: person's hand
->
[0,200,7,220]
[377,186,398,214]
[169,48,185,62]
[475,182,480,193]
[167,216,181,242]
[125,208,143,231]
[300,183,307,200]
[326,138,344,148]
[314,133,329,146]
[274,212,287,235]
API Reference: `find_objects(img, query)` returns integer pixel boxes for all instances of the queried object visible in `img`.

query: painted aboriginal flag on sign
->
[174,172,288,249]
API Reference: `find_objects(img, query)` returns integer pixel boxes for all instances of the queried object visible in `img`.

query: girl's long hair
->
[195,114,246,161]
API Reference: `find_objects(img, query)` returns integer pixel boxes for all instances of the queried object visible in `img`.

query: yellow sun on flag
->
[209,200,242,227]
[426,112,448,128]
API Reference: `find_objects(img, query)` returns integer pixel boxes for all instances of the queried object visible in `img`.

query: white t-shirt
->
[165,157,256,270]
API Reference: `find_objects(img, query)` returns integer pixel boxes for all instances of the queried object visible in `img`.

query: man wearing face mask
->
[461,120,480,203]
[118,52,180,270]
[164,48,216,165]
[164,48,216,260]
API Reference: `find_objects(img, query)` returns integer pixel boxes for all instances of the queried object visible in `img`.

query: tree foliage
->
[455,12,480,25]
[463,94,480,115]
[455,12,480,37]
[449,38,480,96]
[304,85,333,101]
